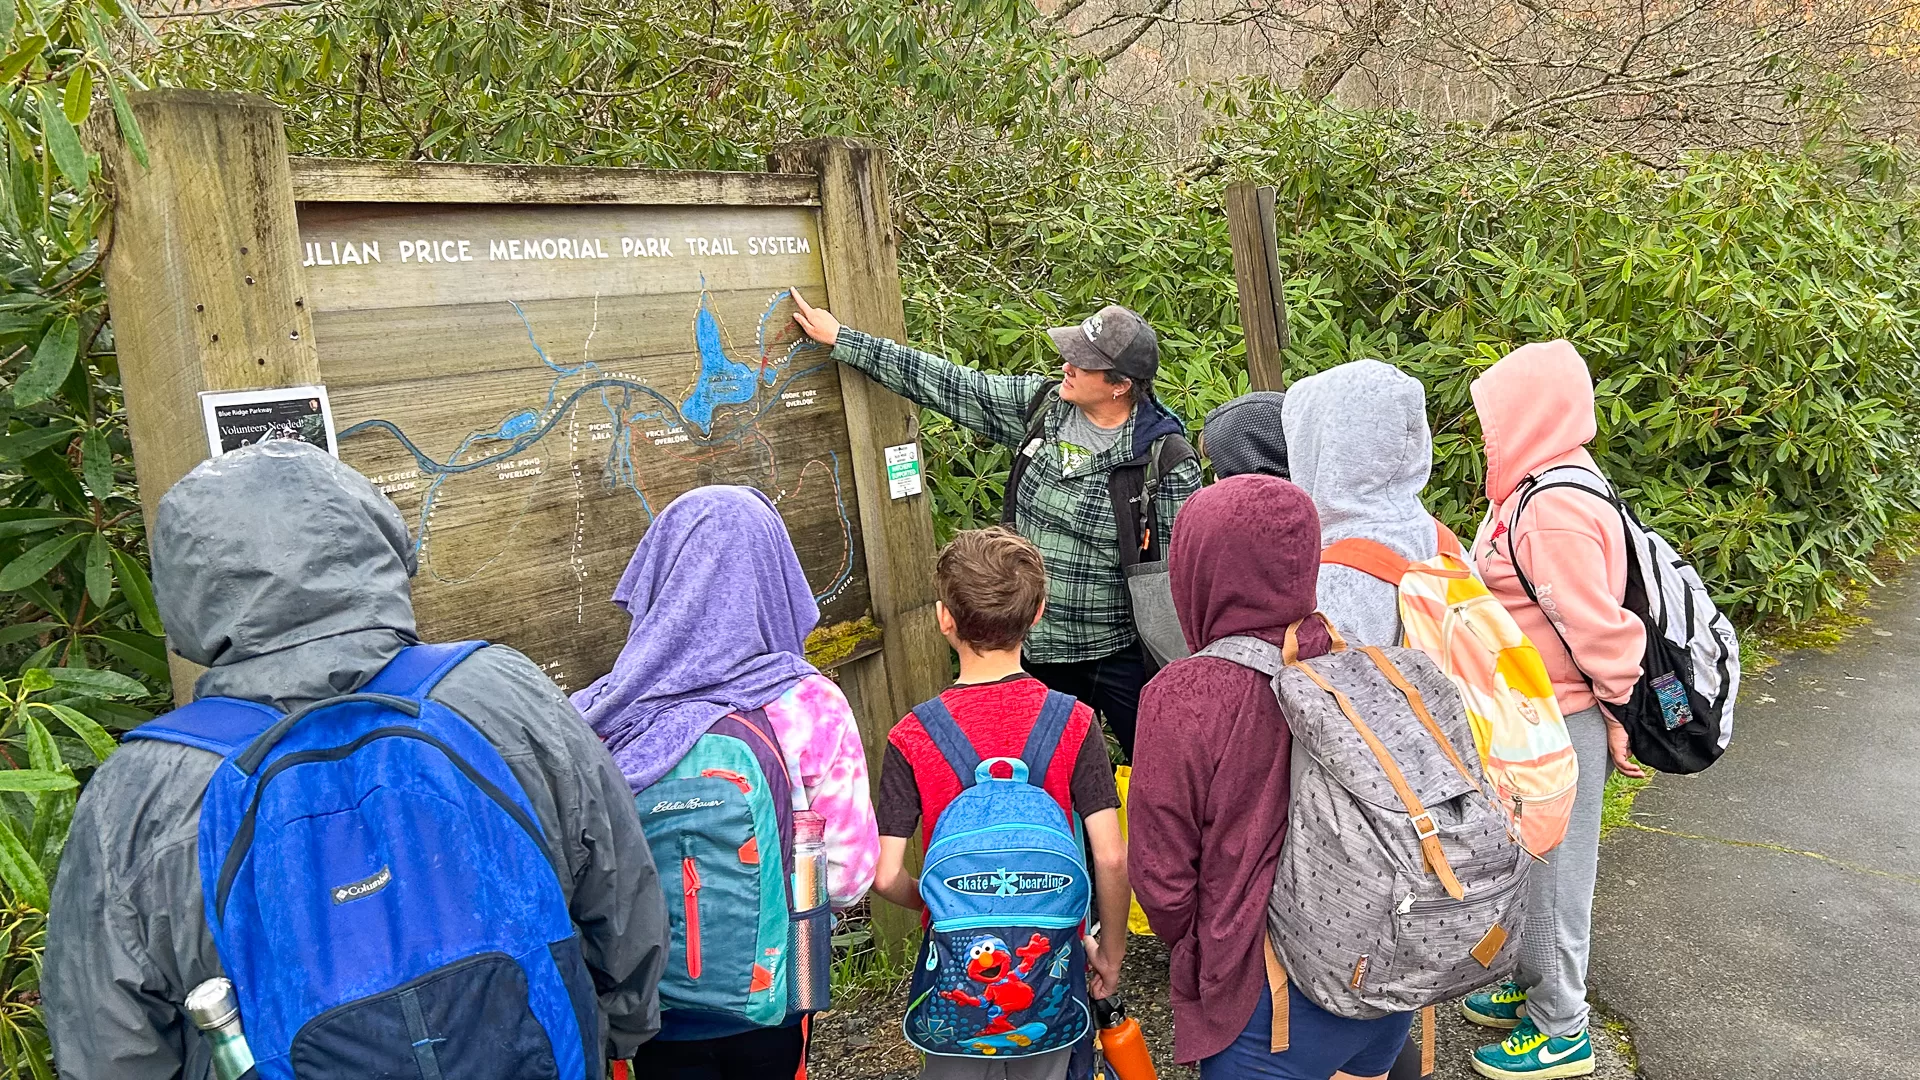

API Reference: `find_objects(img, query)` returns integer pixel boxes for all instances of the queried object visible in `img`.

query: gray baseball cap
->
[1046,304,1159,383]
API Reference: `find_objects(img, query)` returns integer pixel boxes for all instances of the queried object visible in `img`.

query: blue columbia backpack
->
[635,709,830,1035]
[126,642,600,1080]
[904,690,1092,1060]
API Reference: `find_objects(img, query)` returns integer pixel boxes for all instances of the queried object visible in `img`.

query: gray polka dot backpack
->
[1194,615,1529,1050]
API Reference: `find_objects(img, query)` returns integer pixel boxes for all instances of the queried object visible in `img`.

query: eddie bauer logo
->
[650,796,725,814]
[943,869,1073,898]
[331,866,392,905]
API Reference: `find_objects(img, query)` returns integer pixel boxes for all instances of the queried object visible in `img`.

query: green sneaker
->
[1460,982,1528,1029]
[1471,1018,1594,1080]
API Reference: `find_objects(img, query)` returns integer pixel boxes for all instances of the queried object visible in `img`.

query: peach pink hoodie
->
[1470,341,1645,715]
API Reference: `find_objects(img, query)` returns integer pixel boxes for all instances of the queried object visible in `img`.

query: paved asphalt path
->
[1590,571,1920,1079]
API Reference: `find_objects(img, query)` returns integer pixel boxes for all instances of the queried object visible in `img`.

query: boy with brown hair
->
[873,528,1128,1080]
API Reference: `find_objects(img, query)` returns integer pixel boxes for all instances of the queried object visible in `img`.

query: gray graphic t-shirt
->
[1057,408,1125,475]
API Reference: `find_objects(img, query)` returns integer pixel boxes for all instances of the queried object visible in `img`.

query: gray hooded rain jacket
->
[1282,359,1438,646]
[43,440,667,1079]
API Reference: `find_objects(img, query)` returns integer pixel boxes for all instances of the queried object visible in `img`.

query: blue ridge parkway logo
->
[943,869,1074,898]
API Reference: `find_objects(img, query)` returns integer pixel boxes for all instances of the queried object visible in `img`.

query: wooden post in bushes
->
[97,90,320,704]
[771,138,947,958]
[1226,182,1291,390]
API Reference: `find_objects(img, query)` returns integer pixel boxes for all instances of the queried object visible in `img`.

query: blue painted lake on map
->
[679,291,777,433]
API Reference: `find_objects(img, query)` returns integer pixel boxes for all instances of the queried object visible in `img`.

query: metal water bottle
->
[789,809,831,1011]
[185,978,256,1080]
[1093,994,1158,1080]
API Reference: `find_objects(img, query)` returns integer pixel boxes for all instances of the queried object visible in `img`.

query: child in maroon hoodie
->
[1130,476,1414,1080]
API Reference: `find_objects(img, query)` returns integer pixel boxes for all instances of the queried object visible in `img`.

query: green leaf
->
[13,315,78,406]
[0,770,78,792]
[0,623,53,648]
[0,0,14,49]
[0,34,44,84]
[37,85,90,194]
[80,426,111,497]
[36,702,116,762]
[22,449,89,511]
[0,531,84,590]
[0,423,75,463]
[84,530,110,607]
[19,668,52,693]
[0,815,48,910]
[22,714,58,772]
[110,548,162,635]
[46,666,144,697]
[63,65,93,127]
[105,74,147,169]
[0,512,71,539]
[90,631,169,682]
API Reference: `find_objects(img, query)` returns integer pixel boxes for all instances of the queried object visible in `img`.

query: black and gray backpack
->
[1508,465,1739,774]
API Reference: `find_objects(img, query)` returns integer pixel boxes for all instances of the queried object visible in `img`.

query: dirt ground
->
[810,934,1638,1079]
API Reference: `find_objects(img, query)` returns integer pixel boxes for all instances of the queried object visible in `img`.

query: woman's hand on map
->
[791,288,841,347]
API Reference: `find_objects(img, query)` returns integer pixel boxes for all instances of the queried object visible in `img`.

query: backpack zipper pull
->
[681,836,703,980]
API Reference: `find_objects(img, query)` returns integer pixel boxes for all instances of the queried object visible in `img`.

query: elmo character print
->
[937,933,1054,1053]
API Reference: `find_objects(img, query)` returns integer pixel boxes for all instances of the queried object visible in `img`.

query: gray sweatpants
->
[1516,704,1610,1038]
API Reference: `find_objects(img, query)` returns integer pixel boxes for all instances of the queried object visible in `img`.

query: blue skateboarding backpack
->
[125,641,600,1080]
[903,689,1092,1060]
[635,709,830,1036]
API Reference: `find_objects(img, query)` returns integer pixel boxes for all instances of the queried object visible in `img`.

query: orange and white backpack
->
[1321,522,1577,856]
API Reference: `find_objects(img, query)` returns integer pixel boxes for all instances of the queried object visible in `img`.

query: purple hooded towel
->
[573,485,821,792]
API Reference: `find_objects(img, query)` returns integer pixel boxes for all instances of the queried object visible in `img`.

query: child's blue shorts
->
[1199,983,1415,1080]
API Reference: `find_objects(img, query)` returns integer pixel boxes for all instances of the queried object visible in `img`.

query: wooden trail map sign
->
[100,90,944,734]
[295,195,871,691]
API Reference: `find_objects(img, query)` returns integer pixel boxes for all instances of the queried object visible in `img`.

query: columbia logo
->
[331,866,392,905]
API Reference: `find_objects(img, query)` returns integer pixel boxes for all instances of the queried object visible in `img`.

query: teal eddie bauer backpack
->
[635,709,830,1035]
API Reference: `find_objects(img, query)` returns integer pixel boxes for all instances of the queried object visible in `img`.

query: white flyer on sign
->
[885,442,922,499]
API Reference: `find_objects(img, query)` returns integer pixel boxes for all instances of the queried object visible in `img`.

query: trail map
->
[297,201,872,692]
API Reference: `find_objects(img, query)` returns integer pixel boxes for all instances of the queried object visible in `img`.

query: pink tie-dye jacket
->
[761,674,879,909]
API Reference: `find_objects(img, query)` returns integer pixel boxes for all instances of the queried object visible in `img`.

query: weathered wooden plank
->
[296,201,826,312]
[97,89,320,704]
[771,139,947,955]
[291,157,822,207]
[310,288,831,389]
[1226,181,1290,391]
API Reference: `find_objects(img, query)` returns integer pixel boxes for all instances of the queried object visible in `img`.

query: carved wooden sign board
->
[291,165,871,692]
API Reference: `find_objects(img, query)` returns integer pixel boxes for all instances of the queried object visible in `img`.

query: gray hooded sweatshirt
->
[1281,359,1437,646]
[43,440,667,1079]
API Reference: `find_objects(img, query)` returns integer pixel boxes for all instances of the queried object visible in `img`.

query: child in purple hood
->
[575,485,879,1079]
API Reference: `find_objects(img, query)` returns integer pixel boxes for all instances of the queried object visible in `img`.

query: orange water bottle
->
[1093,994,1157,1080]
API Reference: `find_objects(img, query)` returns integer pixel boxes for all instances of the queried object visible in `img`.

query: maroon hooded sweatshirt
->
[1128,474,1330,1065]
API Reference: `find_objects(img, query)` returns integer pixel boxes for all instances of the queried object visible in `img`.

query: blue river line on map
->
[339,288,855,602]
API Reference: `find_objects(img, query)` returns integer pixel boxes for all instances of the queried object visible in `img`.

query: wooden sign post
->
[1225,182,1291,391]
[102,91,944,949]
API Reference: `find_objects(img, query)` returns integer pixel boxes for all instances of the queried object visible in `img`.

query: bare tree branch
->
[1299,0,1403,100]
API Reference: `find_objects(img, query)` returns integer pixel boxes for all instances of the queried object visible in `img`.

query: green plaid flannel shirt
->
[834,329,1202,664]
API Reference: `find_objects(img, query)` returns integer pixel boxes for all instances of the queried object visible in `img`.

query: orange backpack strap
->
[1263,936,1291,1052]
[1435,518,1468,562]
[1323,537,1468,583]
[1320,538,1412,584]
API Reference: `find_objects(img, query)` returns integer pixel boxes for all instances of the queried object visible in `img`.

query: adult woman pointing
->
[792,291,1199,761]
